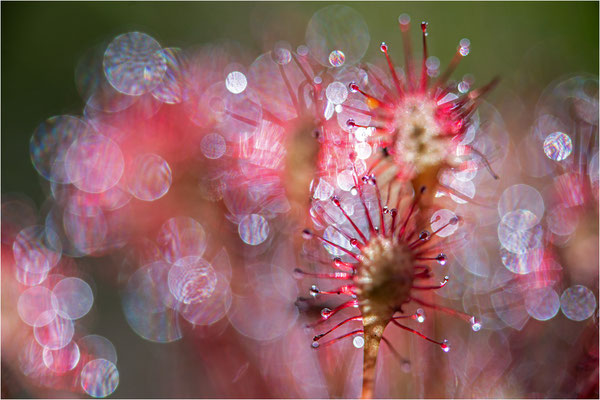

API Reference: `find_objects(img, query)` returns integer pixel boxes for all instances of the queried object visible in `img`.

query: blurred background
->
[2,1,598,201]
[2,2,598,398]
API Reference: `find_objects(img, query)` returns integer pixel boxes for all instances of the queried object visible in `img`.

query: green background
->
[1,2,598,397]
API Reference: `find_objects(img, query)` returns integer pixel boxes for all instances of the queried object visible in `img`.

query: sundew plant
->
[1,2,598,399]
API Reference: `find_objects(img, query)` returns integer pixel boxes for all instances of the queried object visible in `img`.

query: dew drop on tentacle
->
[309,285,320,297]
[436,253,447,265]
[470,316,482,331]
[459,38,470,56]
[398,13,411,28]
[441,339,451,352]
[415,308,425,323]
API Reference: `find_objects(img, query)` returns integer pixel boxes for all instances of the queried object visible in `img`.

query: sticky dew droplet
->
[436,253,447,265]
[470,316,482,332]
[309,285,320,297]
[415,308,426,323]
[441,340,450,353]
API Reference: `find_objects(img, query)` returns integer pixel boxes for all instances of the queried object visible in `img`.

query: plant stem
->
[361,319,388,399]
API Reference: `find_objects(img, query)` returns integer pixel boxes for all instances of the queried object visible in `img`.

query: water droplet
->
[311,341,320,349]
[349,82,359,93]
[459,38,470,56]
[326,81,348,105]
[560,285,596,321]
[103,32,166,97]
[328,50,346,67]
[80,359,119,397]
[332,196,341,206]
[346,118,356,128]
[297,45,309,57]
[350,187,358,196]
[398,14,411,26]
[441,340,450,352]
[350,238,359,247]
[421,21,428,33]
[436,253,447,265]
[426,56,440,70]
[415,308,425,323]
[543,131,572,161]
[419,231,430,240]
[470,316,482,331]
[200,133,226,160]
[238,214,269,245]
[321,308,332,318]
[352,336,365,348]
[458,81,470,93]
[273,47,292,65]
[380,42,388,53]
[310,285,320,297]
[225,71,247,94]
